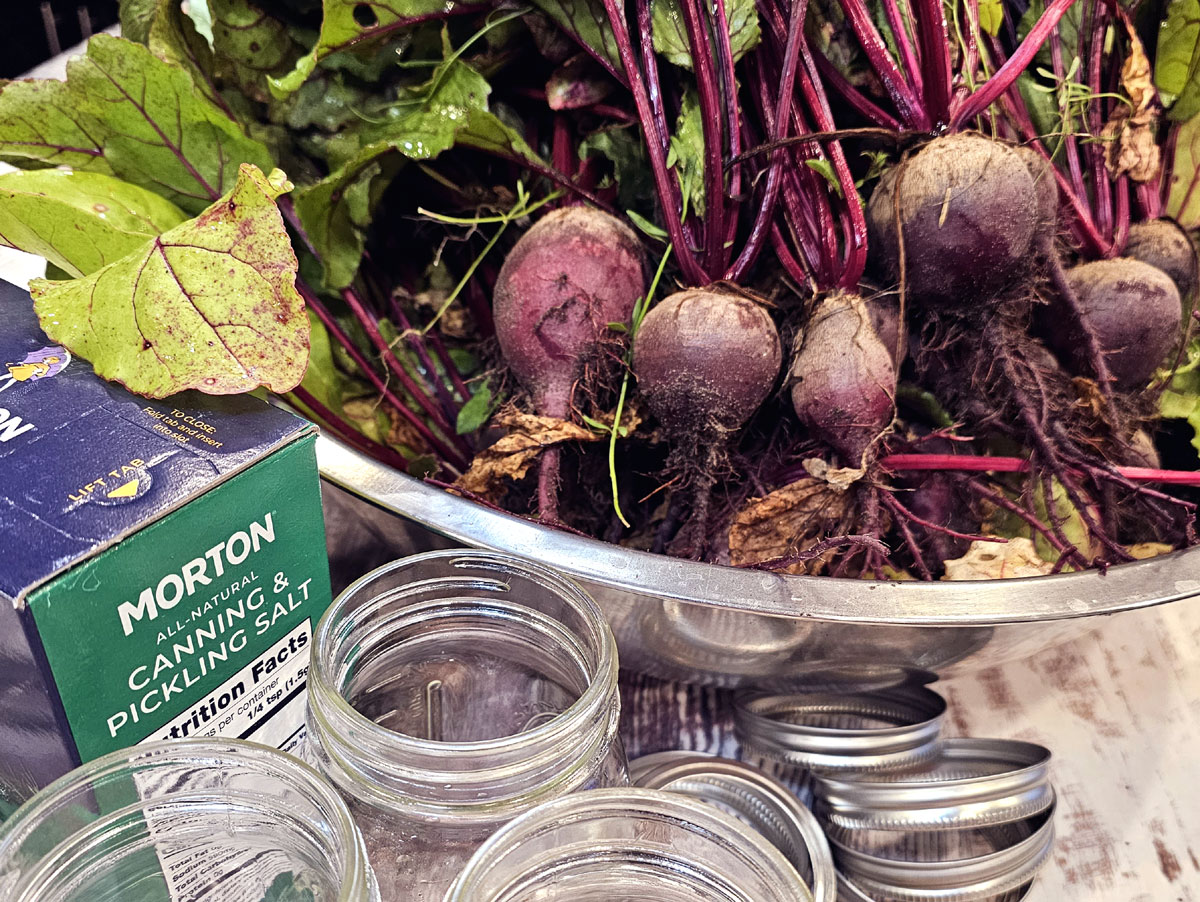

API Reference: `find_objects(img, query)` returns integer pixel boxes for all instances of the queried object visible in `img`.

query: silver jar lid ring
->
[631,753,837,902]
[734,687,946,773]
[829,800,1055,902]
[814,738,1053,831]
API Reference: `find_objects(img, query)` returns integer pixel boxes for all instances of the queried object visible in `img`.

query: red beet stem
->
[881,454,1200,486]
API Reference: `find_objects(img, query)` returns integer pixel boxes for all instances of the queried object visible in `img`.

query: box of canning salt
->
[0,277,332,816]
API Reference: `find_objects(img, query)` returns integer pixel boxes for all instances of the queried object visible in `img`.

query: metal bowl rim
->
[317,436,1200,626]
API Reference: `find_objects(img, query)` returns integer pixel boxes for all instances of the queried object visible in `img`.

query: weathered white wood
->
[938,603,1200,900]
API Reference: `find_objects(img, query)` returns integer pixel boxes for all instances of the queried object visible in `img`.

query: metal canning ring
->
[836,872,1035,902]
[631,753,838,902]
[814,738,1053,831]
[733,687,946,773]
[829,799,1056,902]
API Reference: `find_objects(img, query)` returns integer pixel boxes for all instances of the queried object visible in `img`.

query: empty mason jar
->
[444,787,814,902]
[0,739,377,902]
[305,550,627,902]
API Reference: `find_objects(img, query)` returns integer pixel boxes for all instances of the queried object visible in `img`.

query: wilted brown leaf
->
[802,457,866,491]
[1126,542,1174,560]
[1102,24,1161,183]
[942,538,1052,579]
[1071,376,1106,418]
[729,478,854,574]
[454,404,641,499]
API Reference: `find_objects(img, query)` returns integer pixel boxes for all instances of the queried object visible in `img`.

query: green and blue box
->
[0,278,333,815]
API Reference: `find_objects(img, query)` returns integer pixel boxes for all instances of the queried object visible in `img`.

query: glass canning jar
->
[444,787,814,902]
[304,550,627,902]
[0,738,377,902]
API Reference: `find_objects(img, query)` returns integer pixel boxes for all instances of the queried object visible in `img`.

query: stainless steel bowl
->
[317,435,1200,688]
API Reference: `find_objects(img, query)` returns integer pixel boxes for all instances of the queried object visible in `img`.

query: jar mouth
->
[0,739,374,902]
[445,788,813,902]
[310,550,619,761]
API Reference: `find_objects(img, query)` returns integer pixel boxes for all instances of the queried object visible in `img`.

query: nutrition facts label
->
[138,619,311,755]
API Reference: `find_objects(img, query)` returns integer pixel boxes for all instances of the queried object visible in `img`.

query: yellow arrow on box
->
[106,479,139,499]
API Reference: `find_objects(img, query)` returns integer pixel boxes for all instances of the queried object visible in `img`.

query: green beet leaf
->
[147,0,242,121]
[530,0,623,74]
[295,53,541,289]
[0,169,186,277]
[977,0,1003,36]
[579,125,652,214]
[1160,342,1200,454]
[1166,113,1200,228]
[667,89,706,217]
[74,35,274,213]
[120,0,159,44]
[650,0,759,70]
[456,377,497,434]
[1157,0,1200,120]
[30,164,309,399]
[0,78,113,173]
[209,0,305,102]
[1018,0,1082,72]
[271,0,488,96]
[0,34,273,214]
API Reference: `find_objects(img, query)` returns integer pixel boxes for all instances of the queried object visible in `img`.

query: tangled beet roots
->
[919,302,1196,568]
[789,293,896,466]
[493,206,645,520]
[1051,259,1182,390]
[867,134,1041,307]
[633,289,782,555]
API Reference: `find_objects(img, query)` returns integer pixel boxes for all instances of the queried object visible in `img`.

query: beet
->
[633,289,782,556]
[1011,144,1059,234]
[633,289,782,437]
[493,206,645,518]
[789,293,896,465]
[864,290,902,363]
[867,134,1040,306]
[494,206,645,415]
[1124,219,1198,302]
[1051,259,1182,390]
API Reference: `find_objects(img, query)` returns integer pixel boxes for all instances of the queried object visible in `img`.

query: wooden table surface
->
[620,599,1200,901]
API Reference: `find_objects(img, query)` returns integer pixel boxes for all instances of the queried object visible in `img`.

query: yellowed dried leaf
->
[802,457,866,491]
[1102,24,1161,183]
[453,404,641,499]
[1121,23,1155,115]
[1126,542,1174,560]
[728,478,854,574]
[942,537,1053,580]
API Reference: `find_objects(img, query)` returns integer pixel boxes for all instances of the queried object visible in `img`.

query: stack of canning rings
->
[733,687,1056,902]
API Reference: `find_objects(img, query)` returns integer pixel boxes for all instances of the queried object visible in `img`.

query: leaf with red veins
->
[30,165,309,399]
[0,78,112,172]
[0,34,274,215]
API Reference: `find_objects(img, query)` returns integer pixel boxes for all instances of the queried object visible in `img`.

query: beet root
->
[493,206,645,519]
[1051,258,1182,390]
[494,206,645,415]
[867,134,1041,307]
[633,289,783,556]
[633,289,783,437]
[789,293,896,466]
[1123,219,1198,302]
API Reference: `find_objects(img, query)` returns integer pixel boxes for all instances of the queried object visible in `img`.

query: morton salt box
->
[0,278,331,815]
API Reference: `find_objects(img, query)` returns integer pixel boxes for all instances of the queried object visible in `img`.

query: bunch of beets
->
[281,0,1200,578]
